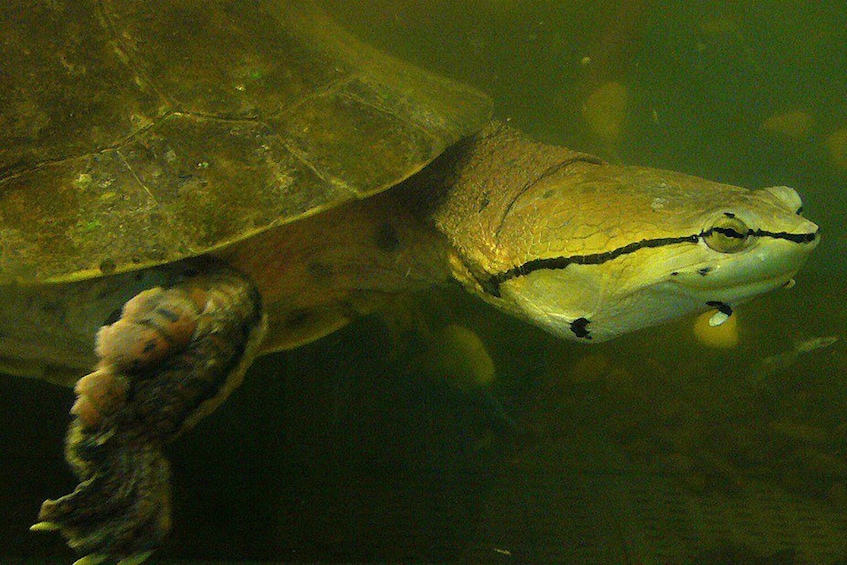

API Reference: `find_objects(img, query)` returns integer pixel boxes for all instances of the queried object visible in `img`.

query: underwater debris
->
[825,128,847,172]
[750,335,839,383]
[761,109,815,141]
[582,81,628,145]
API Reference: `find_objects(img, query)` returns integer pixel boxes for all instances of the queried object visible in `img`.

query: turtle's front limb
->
[32,266,266,564]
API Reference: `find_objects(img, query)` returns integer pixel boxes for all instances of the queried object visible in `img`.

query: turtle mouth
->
[670,268,803,323]
[672,266,803,301]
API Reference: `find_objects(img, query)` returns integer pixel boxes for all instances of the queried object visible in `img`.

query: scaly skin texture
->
[34,266,266,562]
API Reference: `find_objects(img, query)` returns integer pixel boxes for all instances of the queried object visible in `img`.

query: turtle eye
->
[703,214,751,253]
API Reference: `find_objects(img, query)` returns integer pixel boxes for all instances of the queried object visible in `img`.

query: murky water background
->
[2,1,846,563]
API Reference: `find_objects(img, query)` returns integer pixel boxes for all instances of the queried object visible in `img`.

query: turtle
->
[0,0,820,563]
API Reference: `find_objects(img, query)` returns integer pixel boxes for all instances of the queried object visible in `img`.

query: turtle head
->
[447,162,819,343]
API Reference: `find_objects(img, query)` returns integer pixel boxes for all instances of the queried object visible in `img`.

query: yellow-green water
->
[2,1,846,563]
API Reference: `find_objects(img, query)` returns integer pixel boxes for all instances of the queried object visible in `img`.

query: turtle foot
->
[33,421,170,565]
[34,266,266,563]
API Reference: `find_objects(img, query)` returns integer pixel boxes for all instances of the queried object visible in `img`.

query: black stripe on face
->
[756,229,818,244]
[479,228,818,297]
[481,234,698,297]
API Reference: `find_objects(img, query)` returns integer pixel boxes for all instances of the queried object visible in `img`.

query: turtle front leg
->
[32,265,266,564]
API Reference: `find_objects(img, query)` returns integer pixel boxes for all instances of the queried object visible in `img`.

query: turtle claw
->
[35,268,265,562]
[35,419,172,563]
[72,554,108,565]
[30,521,61,532]
[117,551,154,565]
[69,551,153,565]
[73,551,153,565]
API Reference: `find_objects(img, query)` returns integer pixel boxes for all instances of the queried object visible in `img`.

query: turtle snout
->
[762,185,803,214]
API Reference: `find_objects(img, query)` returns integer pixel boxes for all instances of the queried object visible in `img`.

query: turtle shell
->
[0,0,492,284]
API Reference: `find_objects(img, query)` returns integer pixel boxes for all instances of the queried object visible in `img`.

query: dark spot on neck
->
[375,221,400,252]
[706,300,733,317]
[570,317,592,339]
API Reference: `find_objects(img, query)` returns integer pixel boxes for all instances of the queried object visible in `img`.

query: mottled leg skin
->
[32,265,267,565]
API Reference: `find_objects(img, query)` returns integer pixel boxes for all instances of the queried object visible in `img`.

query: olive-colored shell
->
[0,0,491,284]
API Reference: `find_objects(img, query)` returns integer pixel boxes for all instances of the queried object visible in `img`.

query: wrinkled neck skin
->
[431,121,818,343]
[431,121,604,289]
